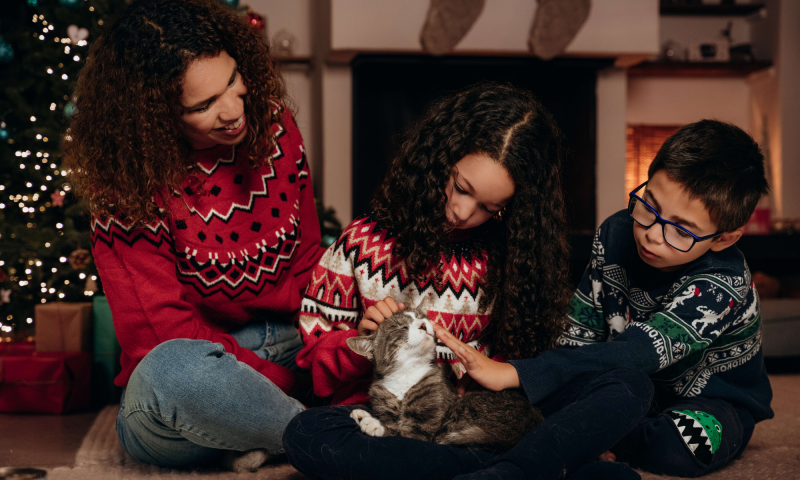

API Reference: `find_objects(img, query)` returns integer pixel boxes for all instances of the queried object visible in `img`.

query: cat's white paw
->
[359,416,385,437]
[350,409,385,437]
[350,408,371,423]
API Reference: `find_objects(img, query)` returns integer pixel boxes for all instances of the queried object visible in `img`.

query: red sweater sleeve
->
[295,228,373,405]
[93,218,297,393]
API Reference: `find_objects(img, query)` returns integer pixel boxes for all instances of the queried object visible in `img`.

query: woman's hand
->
[432,323,520,392]
[357,297,405,336]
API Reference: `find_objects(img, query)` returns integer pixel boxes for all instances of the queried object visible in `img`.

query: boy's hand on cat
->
[433,324,520,392]
[358,297,405,336]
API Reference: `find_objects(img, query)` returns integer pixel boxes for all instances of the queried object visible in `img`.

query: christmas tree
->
[0,0,127,339]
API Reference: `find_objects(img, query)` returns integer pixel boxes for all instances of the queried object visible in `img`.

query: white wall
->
[627,77,751,128]
[596,68,628,226]
[331,0,659,55]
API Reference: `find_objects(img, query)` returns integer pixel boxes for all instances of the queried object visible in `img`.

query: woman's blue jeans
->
[116,320,305,467]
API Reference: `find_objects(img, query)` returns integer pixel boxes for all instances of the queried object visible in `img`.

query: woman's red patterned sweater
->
[91,111,324,394]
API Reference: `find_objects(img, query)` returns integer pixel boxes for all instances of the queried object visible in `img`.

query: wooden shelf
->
[628,60,772,77]
[660,3,765,16]
[274,55,312,65]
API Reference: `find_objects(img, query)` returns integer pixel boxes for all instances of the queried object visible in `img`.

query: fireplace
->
[351,54,613,233]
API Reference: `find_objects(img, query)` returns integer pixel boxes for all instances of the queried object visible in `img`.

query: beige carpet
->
[47,406,305,480]
[49,375,800,479]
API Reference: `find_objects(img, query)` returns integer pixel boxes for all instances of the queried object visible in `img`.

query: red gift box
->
[0,349,92,414]
[0,340,36,356]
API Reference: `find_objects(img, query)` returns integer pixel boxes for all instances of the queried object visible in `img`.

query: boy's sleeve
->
[558,235,610,348]
[295,228,372,400]
[514,269,745,406]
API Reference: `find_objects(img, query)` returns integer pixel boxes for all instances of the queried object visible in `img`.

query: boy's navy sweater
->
[510,211,774,422]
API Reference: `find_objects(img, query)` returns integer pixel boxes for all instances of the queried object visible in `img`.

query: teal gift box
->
[92,296,122,406]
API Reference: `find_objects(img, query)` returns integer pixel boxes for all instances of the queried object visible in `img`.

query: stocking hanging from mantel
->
[420,0,485,56]
[528,0,591,60]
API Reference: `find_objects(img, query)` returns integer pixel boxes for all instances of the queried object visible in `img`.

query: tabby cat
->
[346,308,543,452]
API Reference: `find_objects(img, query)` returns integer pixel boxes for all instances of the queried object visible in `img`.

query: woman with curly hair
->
[283,82,621,478]
[62,0,323,470]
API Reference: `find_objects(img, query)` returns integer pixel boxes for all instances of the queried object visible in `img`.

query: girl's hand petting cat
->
[432,324,520,392]
[357,297,405,336]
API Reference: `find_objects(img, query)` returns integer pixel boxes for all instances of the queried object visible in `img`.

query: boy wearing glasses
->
[436,120,773,480]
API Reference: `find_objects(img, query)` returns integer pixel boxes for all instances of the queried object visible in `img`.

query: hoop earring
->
[493,208,505,222]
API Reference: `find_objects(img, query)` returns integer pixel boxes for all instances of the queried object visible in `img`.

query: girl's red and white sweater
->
[296,216,494,405]
[91,111,324,394]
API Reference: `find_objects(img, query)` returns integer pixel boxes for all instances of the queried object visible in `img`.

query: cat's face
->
[347,309,436,372]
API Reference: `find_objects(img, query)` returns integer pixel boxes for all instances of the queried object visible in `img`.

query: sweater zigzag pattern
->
[89,110,323,392]
[296,216,494,405]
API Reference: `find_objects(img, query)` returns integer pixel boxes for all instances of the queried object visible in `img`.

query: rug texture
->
[47,406,305,480]
[48,375,799,479]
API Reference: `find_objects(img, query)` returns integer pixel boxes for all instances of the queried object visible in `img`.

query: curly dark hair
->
[62,0,285,226]
[371,82,572,360]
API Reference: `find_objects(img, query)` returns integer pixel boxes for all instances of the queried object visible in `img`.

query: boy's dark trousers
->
[611,391,755,477]
[282,367,754,480]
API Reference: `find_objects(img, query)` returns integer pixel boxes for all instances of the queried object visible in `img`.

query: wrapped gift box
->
[0,340,36,356]
[0,350,92,414]
[35,302,93,352]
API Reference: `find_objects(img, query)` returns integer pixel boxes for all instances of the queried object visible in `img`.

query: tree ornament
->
[51,189,65,206]
[221,0,239,7]
[60,0,81,10]
[0,267,6,283]
[68,249,92,270]
[245,10,266,34]
[0,38,14,64]
[67,25,90,44]
[1,289,11,304]
[27,0,39,7]
[0,127,9,141]
[64,102,77,120]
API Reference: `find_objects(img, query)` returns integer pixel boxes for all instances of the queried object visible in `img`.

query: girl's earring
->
[493,208,505,222]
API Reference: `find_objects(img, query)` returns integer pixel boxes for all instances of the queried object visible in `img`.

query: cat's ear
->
[346,335,375,360]
[414,304,428,319]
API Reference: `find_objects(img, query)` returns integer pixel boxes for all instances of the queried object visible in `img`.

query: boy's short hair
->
[648,120,769,233]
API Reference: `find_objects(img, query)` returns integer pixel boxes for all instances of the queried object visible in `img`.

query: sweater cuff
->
[509,356,562,406]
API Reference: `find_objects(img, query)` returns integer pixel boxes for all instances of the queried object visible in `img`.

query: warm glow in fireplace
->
[625,125,681,205]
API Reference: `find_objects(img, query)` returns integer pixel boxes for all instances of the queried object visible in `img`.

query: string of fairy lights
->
[0,6,105,335]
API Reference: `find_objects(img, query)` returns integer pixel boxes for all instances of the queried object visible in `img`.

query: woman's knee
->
[131,338,224,397]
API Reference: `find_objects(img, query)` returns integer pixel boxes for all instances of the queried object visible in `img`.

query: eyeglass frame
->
[628,181,722,253]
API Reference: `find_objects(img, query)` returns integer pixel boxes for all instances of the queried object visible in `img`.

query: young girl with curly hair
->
[62,0,323,470]
[283,82,632,479]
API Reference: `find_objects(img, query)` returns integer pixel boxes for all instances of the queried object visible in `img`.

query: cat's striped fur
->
[346,309,543,452]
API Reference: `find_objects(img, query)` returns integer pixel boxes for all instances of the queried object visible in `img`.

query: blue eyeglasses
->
[628,182,721,253]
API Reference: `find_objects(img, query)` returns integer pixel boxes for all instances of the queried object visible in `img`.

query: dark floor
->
[0,409,99,468]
